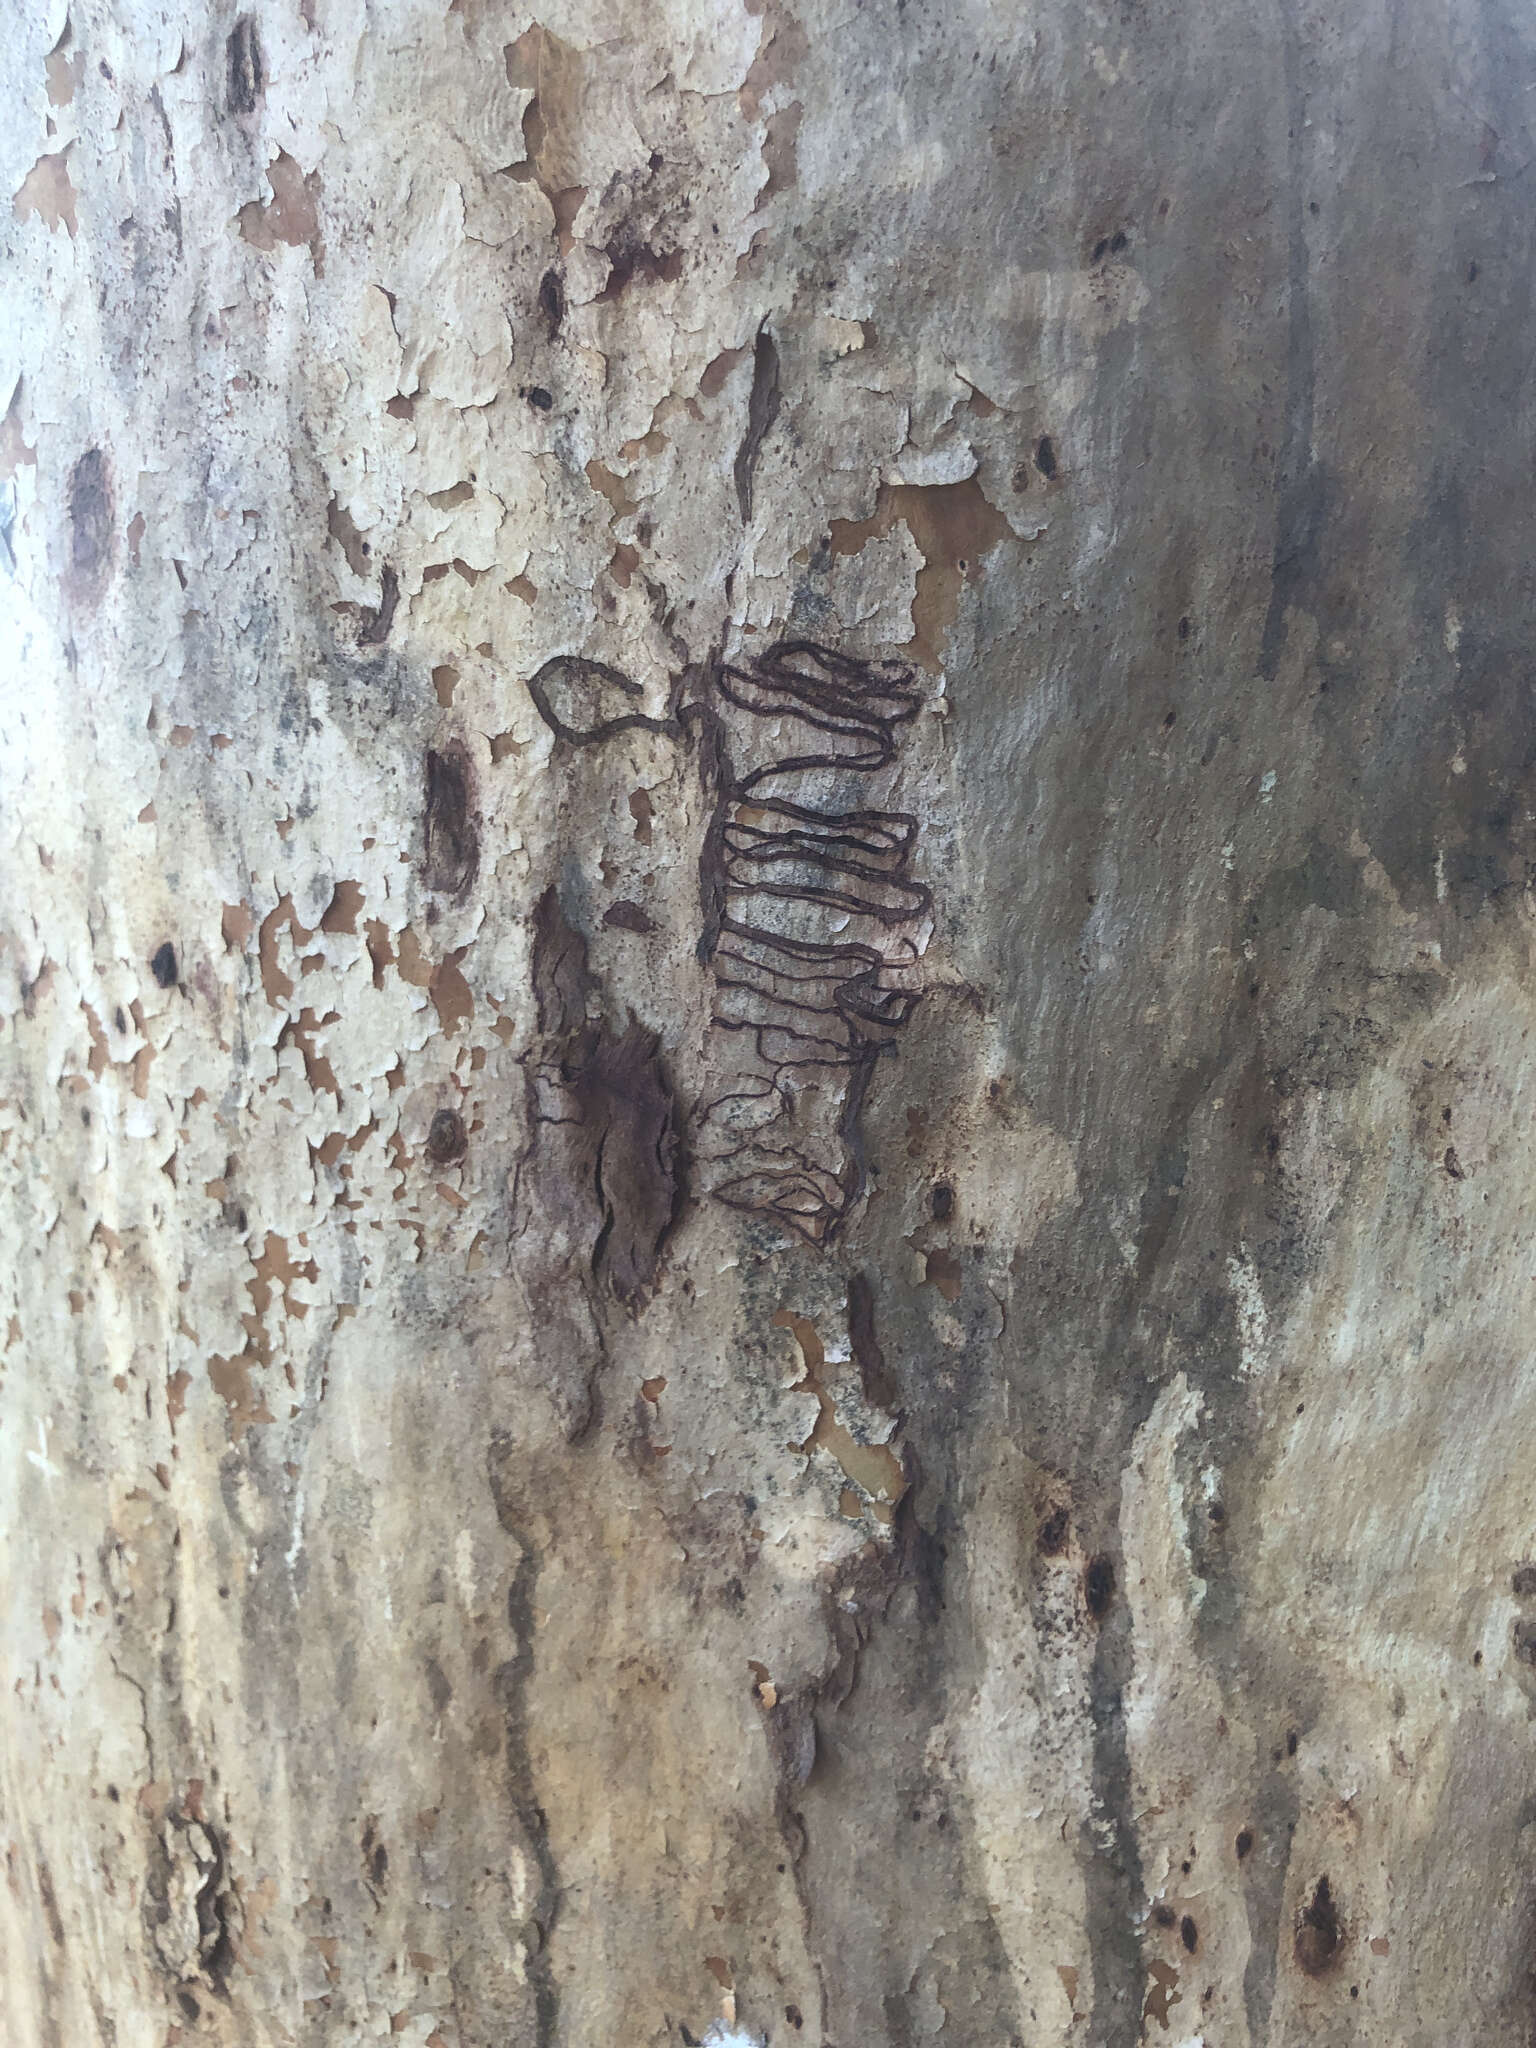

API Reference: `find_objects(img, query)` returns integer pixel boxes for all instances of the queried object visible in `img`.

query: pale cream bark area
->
[4,0,1536,2042]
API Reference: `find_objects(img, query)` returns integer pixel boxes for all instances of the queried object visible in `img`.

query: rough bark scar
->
[423,742,478,896]
[144,1807,240,2004]
[602,899,656,934]
[575,1023,682,1309]
[847,1269,900,1410]
[514,890,682,1436]
[69,447,112,582]
[358,563,398,644]
[225,17,263,116]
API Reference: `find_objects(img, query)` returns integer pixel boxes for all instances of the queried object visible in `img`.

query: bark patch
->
[733,326,781,522]
[828,478,1013,672]
[515,891,682,1434]
[526,889,680,1309]
[1294,1875,1342,1975]
[225,16,263,115]
[13,149,76,236]
[602,900,656,935]
[237,151,322,263]
[69,447,112,583]
[425,1107,466,1165]
[423,743,478,896]
[574,1022,682,1309]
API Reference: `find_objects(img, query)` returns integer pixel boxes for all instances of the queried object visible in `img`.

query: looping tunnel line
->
[524,637,933,1244]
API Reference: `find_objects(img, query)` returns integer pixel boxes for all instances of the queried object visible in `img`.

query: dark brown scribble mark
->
[524,635,932,1248]
[524,653,680,746]
[694,640,930,1242]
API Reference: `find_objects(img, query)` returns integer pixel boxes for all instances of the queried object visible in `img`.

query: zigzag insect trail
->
[691,641,931,1243]
[523,638,933,1246]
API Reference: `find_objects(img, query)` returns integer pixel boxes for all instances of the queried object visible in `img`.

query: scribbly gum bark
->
[3,0,1536,2042]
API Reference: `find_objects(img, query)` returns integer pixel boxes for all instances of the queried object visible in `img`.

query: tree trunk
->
[3,0,1534,2042]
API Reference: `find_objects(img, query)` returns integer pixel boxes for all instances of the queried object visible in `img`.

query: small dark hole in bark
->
[1178,615,1191,639]
[1152,1904,1176,1928]
[1110,229,1128,252]
[785,2008,803,2031]
[1181,1915,1198,1953]
[1236,1828,1253,1859]
[151,942,178,987]
[539,267,564,334]
[930,1181,954,1221]
[526,386,554,411]
[1286,1730,1298,1756]
[1037,1504,1069,1556]
[1035,435,1057,480]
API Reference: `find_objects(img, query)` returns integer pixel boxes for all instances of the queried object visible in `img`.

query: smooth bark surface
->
[4,1,1536,2043]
